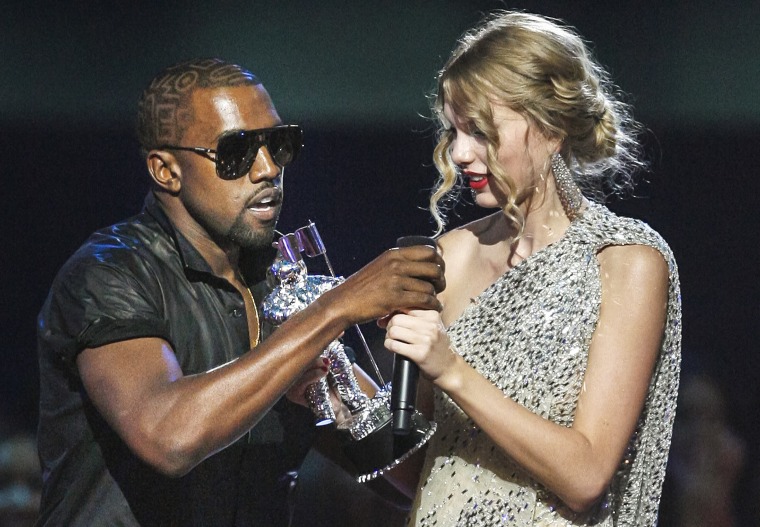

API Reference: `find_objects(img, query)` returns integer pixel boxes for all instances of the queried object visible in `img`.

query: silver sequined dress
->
[409,202,681,526]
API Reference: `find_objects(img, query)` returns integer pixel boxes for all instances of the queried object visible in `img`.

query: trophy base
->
[336,396,392,441]
[341,410,436,483]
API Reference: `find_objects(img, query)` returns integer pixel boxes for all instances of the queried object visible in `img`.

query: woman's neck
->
[512,187,578,259]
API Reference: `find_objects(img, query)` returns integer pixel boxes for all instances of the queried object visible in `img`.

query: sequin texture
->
[408,202,681,526]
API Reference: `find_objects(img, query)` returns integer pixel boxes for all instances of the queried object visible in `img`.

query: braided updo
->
[430,11,645,232]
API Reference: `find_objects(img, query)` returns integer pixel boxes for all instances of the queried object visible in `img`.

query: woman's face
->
[444,101,557,209]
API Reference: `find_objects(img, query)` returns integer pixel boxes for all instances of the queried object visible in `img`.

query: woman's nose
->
[449,135,477,166]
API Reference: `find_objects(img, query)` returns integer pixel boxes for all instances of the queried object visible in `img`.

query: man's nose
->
[249,146,281,182]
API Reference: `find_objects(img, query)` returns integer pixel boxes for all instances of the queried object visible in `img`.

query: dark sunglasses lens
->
[216,127,303,179]
[216,132,254,180]
[269,127,303,167]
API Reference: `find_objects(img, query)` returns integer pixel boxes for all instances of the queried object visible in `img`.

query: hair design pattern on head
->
[136,58,261,154]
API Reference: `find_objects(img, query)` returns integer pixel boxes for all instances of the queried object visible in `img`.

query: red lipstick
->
[465,172,488,190]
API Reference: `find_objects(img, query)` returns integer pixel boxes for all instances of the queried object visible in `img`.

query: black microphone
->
[391,235,438,435]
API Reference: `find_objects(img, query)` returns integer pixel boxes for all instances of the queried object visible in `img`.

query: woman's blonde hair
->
[430,11,645,233]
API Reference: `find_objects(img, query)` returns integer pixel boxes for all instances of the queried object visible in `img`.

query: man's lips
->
[246,187,282,211]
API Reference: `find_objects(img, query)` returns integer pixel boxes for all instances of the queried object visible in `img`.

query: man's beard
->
[227,208,280,250]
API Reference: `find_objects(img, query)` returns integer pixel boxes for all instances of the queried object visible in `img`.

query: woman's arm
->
[384,243,669,512]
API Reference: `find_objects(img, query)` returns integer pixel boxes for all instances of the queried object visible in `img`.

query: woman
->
[384,11,681,526]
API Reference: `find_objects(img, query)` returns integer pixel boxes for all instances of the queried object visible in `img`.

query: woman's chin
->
[474,195,502,209]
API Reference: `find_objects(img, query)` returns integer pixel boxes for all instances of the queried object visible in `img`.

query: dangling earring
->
[551,153,583,220]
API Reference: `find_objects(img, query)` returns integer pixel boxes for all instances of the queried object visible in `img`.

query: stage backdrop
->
[2,1,759,524]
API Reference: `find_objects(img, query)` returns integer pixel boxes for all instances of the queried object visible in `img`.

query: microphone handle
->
[391,235,437,435]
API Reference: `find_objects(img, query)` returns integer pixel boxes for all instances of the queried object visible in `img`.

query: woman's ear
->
[146,150,181,194]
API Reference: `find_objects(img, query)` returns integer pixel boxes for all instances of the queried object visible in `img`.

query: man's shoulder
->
[55,211,175,289]
[77,211,170,262]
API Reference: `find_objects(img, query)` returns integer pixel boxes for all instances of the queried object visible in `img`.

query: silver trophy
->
[261,222,436,481]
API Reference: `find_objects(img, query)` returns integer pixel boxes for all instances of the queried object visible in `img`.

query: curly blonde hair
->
[430,11,645,233]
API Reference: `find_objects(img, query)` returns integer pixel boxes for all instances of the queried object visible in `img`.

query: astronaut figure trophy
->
[261,222,436,482]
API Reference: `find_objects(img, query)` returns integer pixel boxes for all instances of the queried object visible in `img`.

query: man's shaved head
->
[136,58,260,154]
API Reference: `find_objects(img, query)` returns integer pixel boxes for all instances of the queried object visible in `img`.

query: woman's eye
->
[472,128,486,138]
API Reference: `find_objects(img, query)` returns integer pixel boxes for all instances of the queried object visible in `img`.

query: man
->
[36,58,444,526]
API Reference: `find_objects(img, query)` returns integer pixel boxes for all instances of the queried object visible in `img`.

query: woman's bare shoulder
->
[438,212,501,254]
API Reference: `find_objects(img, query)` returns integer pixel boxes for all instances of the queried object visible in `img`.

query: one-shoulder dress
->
[409,202,681,526]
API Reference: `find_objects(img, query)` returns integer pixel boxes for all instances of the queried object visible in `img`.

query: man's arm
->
[77,245,444,477]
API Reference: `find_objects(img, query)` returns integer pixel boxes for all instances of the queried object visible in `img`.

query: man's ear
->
[146,151,181,194]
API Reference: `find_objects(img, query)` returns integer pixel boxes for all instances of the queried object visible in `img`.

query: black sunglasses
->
[156,124,303,180]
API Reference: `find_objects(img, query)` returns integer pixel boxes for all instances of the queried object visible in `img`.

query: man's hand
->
[319,245,445,326]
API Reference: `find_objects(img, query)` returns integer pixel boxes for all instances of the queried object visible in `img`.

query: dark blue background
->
[2,1,758,524]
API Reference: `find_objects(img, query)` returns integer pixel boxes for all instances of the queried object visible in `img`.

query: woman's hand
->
[285,356,329,407]
[284,356,354,424]
[383,309,458,385]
